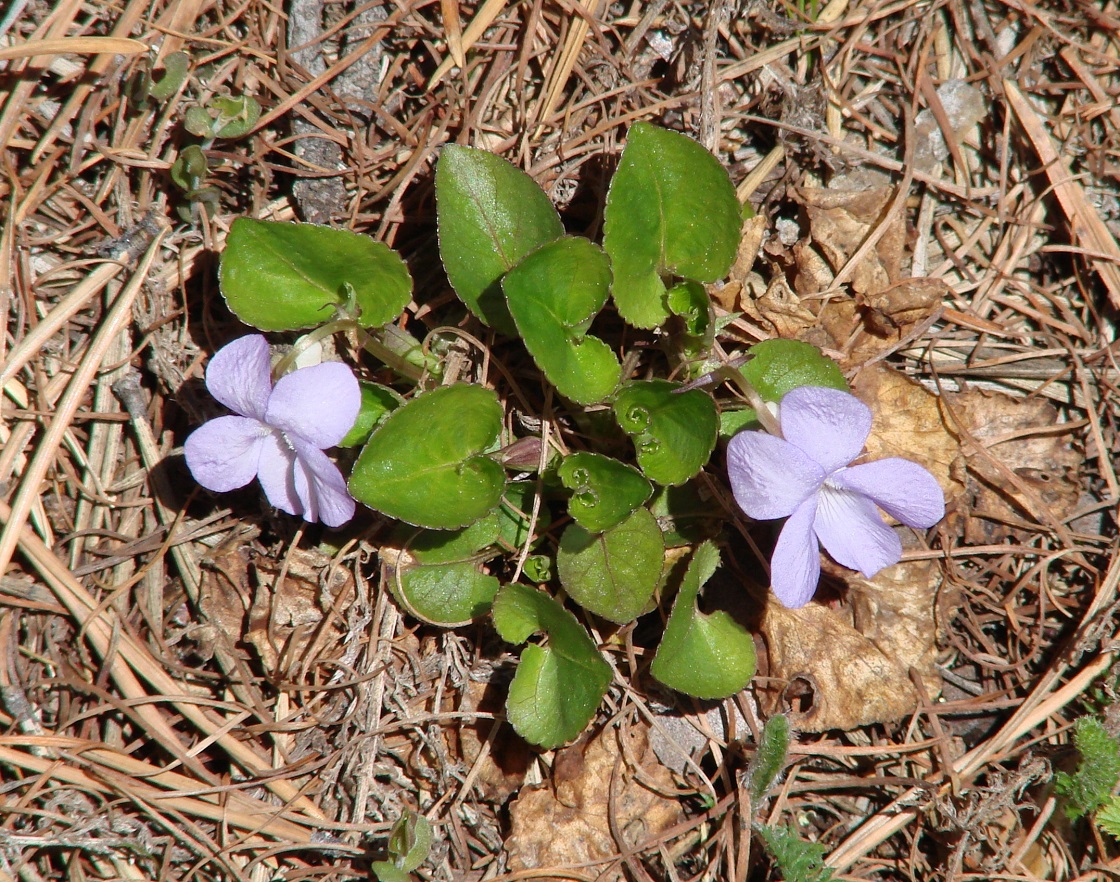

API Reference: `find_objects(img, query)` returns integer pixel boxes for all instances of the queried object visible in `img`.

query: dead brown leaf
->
[454,679,531,804]
[506,723,683,881]
[245,547,354,677]
[797,185,904,295]
[858,276,947,335]
[944,387,1082,544]
[759,551,942,731]
[740,274,819,338]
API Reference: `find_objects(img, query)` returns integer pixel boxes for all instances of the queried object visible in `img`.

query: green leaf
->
[220,218,412,331]
[210,94,260,139]
[492,584,612,748]
[749,715,791,802]
[523,554,554,583]
[371,863,409,882]
[183,106,215,137]
[349,384,506,529]
[504,237,621,405]
[603,122,741,328]
[170,144,208,192]
[148,51,189,100]
[339,382,404,448]
[389,561,499,626]
[558,452,652,533]
[718,407,762,444]
[650,541,755,699]
[667,279,711,339]
[436,145,564,335]
[754,824,834,882]
[742,339,848,403]
[613,380,719,485]
[1055,716,1120,819]
[1096,796,1120,839]
[388,811,433,873]
[557,507,663,624]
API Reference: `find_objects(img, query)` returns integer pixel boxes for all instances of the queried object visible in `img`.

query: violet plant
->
[182,122,947,749]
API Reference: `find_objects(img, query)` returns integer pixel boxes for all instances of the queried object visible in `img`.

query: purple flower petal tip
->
[186,336,359,527]
[728,385,945,607]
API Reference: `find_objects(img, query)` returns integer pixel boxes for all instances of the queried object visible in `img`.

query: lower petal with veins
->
[814,484,902,577]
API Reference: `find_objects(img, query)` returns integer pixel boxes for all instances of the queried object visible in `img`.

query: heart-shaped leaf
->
[558,452,652,533]
[349,384,505,529]
[384,517,502,625]
[394,513,502,565]
[603,122,742,328]
[613,380,719,485]
[492,583,612,748]
[650,541,756,699]
[221,218,412,331]
[504,237,621,405]
[557,507,664,624]
[436,145,564,336]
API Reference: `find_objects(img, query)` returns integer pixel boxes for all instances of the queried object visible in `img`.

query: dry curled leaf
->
[506,723,682,880]
[858,276,947,335]
[740,274,819,338]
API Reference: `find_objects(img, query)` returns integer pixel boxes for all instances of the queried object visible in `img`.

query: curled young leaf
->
[613,380,719,486]
[558,452,653,534]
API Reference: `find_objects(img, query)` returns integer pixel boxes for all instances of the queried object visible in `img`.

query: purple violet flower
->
[726,385,945,608]
[184,334,361,527]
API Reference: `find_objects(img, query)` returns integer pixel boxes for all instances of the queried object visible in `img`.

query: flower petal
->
[266,362,361,449]
[290,437,356,527]
[832,458,945,528]
[770,497,822,608]
[183,415,268,492]
[813,484,902,577]
[256,431,301,516]
[726,430,825,520]
[779,386,871,474]
[206,335,273,420]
